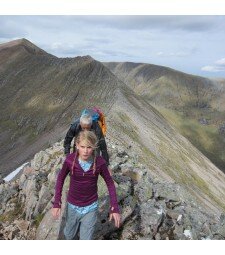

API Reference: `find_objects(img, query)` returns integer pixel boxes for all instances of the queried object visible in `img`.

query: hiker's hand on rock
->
[52,208,61,220]
[109,212,121,228]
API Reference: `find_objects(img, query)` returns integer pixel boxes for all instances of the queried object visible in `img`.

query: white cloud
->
[157,51,190,57]
[202,57,225,73]
[215,58,225,65]
[201,66,221,72]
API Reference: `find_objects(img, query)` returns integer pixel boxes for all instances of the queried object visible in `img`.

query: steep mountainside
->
[104,62,225,111]
[108,86,225,213]
[104,62,225,172]
[0,39,123,176]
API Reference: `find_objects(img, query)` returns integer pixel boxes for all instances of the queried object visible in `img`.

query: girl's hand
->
[109,212,121,228]
[108,167,113,176]
[51,208,61,220]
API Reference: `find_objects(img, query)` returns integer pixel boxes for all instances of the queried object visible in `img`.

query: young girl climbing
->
[51,130,120,240]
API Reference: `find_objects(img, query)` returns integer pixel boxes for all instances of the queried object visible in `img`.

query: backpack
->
[80,107,107,136]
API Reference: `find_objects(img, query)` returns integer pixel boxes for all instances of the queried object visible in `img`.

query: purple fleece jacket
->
[53,153,120,213]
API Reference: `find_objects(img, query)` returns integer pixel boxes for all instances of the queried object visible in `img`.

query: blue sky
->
[1,15,225,78]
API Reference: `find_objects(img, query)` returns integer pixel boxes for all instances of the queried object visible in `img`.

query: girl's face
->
[76,141,94,161]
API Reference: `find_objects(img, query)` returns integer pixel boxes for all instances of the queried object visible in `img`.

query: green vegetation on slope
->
[156,106,225,172]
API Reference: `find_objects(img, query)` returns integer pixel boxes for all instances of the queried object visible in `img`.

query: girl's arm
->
[52,158,70,208]
[100,163,120,214]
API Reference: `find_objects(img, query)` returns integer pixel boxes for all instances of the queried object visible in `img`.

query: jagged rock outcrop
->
[1,138,225,240]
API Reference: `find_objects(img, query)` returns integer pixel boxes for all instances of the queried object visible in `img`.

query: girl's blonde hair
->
[71,130,98,175]
[75,130,98,149]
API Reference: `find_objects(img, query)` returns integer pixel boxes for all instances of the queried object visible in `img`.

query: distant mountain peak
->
[0,38,50,56]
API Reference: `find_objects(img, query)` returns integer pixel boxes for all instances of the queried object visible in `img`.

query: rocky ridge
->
[0,39,123,177]
[1,137,225,240]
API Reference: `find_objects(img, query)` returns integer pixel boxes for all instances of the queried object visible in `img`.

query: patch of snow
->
[3,162,29,182]
[184,229,192,239]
